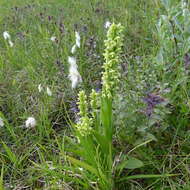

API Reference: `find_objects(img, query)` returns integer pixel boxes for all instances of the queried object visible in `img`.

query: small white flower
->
[8,40,14,47]
[38,84,43,92]
[68,56,82,89]
[0,117,4,127]
[104,21,111,29]
[46,87,52,96]
[78,167,83,171]
[25,117,36,128]
[75,31,80,48]
[50,36,56,42]
[71,44,77,54]
[3,31,11,40]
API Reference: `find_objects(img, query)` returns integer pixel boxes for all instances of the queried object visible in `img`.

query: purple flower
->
[143,93,165,117]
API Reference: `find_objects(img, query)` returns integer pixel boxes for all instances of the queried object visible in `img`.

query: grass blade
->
[117,173,180,182]
[0,164,4,190]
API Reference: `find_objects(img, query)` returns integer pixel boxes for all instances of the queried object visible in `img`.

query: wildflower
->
[143,93,165,117]
[38,84,43,92]
[50,36,56,42]
[71,44,77,54]
[102,23,124,98]
[75,31,80,48]
[25,117,36,128]
[46,87,52,96]
[68,56,82,89]
[0,117,4,127]
[3,31,10,40]
[104,21,111,29]
[90,89,99,118]
[76,91,92,136]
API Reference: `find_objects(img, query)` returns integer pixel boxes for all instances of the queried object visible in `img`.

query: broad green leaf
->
[124,157,144,169]
[118,157,144,170]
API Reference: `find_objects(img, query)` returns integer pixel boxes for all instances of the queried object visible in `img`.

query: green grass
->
[0,0,190,189]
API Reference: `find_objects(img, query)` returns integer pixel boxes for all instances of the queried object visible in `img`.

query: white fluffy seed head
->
[38,84,43,92]
[25,117,36,128]
[104,21,111,29]
[8,40,14,47]
[75,31,80,48]
[68,56,82,88]
[68,56,77,67]
[69,70,82,89]
[46,87,52,96]
[71,44,77,54]
[50,36,56,42]
[3,31,11,40]
[0,117,4,127]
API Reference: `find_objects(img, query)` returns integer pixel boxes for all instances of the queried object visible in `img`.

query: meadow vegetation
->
[1,0,190,189]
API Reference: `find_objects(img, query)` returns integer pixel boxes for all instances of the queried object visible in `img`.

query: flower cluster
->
[74,23,124,137]
[101,23,124,99]
[75,91,92,136]
[90,89,99,118]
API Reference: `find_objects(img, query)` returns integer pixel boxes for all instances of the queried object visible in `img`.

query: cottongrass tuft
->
[68,56,82,89]
[3,31,14,47]
[0,117,4,127]
[8,40,14,47]
[71,44,77,54]
[50,36,56,42]
[46,87,52,96]
[104,21,111,29]
[75,31,81,48]
[38,84,43,92]
[3,31,10,40]
[70,31,81,54]
[25,117,36,128]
